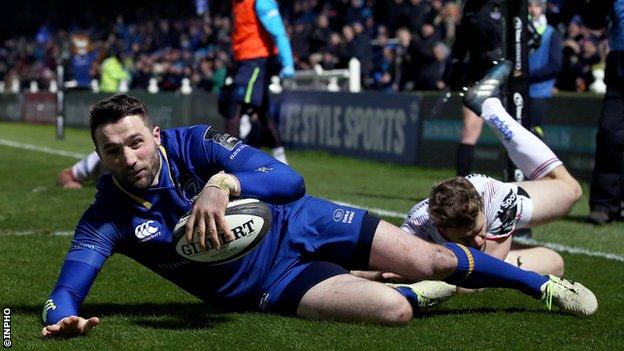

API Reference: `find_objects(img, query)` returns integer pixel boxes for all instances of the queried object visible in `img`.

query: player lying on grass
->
[404,61,580,276]
[42,94,596,339]
[358,61,582,300]
[57,151,105,189]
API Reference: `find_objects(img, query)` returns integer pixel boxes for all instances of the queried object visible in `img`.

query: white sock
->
[272,146,288,165]
[481,98,562,179]
[239,114,252,139]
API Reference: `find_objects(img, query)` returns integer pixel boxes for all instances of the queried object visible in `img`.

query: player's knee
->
[551,252,565,277]
[419,245,457,279]
[571,179,583,203]
[378,293,413,325]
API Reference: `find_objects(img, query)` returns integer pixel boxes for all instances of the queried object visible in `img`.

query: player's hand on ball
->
[185,185,234,251]
[41,316,100,338]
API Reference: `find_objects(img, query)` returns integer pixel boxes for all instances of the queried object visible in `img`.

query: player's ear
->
[152,126,161,146]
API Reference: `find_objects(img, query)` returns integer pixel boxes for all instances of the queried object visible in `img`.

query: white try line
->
[0,138,85,159]
[513,237,624,263]
[2,139,623,263]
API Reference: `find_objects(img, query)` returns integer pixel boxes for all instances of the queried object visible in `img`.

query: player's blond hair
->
[428,177,483,229]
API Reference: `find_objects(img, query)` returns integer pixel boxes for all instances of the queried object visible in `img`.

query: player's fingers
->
[350,270,384,281]
[207,216,220,250]
[82,317,100,334]
[215,213,234,242]
[59,316,74,329]
[42,324,60,337]
[185,212,197,244]
[195,214,207,251]
[381,272,408,282]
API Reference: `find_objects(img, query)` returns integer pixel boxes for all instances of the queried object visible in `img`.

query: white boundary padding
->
[348,57,361,93]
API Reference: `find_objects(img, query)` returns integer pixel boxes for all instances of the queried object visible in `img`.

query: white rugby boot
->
[388,280,457,309]
[540,275,598,316]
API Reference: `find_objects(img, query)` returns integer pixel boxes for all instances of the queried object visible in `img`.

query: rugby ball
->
[173,198,272,265]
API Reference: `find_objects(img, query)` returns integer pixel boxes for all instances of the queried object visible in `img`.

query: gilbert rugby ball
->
[173,198,272,265]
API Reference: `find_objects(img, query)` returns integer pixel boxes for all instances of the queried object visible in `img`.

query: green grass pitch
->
[1,121,623,350]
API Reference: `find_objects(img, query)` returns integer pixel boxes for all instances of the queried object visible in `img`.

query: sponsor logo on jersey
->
[42,299,56,322]
[255,167,273,173]
[204,128,241,151]
[491,190,518,235]
[333,208,354,224]
[134,220,161,242]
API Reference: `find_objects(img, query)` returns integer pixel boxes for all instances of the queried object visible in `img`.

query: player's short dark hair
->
[89,94,152,146]
[428,177,483,229]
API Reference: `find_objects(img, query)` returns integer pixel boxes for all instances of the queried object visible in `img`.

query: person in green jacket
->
[100,49,130,93]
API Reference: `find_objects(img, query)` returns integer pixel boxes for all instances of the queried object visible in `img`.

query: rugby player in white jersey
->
[57,151,105,189]
[403,61,581,276]
[356,61,582,301]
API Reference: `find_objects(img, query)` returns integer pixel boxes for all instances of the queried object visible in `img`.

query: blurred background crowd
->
[0,0,611,94]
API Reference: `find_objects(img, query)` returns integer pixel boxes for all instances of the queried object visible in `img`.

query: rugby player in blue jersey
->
[42,94,596,338]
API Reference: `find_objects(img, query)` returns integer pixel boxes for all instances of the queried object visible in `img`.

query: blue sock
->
[444,243,549,298]
[390,286,420,311]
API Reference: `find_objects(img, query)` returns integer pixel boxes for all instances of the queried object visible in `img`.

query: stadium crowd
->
[0,0,611,93]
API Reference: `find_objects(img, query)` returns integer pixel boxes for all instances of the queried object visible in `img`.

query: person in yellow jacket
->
[100,50,130,93]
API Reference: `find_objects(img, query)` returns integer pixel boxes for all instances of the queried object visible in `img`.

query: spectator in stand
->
[415,41,448,91]
[67,34,98,90]
[526,0,563,133]
[405,0,428,34]
[350,22,374,83]
[290,21,311,69]
[394,27,418,91]
[99,48,130,93]
[577,39,601,92]
[384,0,410,32]
[309,14,332,54]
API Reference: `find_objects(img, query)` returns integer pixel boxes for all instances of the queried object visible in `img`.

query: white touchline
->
[2,139,624,263]
[0,138,85,159]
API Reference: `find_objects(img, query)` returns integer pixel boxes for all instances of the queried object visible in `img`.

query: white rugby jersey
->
[401,174,533,244]
[72,151,106,182]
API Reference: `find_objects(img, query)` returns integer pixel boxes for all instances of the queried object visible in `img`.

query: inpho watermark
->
[3,308,10,348]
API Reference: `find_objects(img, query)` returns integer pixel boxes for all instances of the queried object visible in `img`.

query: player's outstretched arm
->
[42,316,100,338]
[57,168,83,189]
[42,256,105,338]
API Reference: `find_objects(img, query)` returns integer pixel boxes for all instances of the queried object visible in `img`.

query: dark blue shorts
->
[230,57,278,108]
[259,197,380,315]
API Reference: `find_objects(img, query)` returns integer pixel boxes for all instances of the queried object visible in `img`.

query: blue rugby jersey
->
[43,125,306,325]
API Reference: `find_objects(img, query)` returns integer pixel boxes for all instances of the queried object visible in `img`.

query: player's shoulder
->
[404,199,431,226]
[161,125,211,144]
[465,173,506,191]
[162,125,241,149]
[407,199,430,216]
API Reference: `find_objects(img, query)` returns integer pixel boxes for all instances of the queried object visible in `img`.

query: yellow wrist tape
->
[205,173,239,197]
